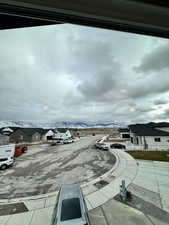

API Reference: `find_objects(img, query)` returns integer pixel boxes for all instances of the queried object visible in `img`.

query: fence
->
[125,144,169,151]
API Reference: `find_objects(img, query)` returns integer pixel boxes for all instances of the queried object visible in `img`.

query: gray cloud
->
[0,24,169,123]
[127,69,169,99]
[154,98,168,105]
[78,63,122,102]
[156,108,169,121]
[135,42,169,73]
[164,109,169,116]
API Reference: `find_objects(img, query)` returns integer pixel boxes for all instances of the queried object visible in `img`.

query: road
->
[0,135,116,199]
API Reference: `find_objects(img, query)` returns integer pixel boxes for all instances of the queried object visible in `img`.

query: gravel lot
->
[0,135,116,199]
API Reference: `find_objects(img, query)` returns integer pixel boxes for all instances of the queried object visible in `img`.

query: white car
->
[95,142,109,151]
[63,139,74,144]
[0,156,14,170]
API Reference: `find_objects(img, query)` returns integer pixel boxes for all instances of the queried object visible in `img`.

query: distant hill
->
[0,120,126,129]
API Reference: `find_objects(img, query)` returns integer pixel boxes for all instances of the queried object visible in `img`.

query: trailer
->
[0,144,15,170]
[15,144,28,157]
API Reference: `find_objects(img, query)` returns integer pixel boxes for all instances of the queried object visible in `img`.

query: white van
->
[0,144,15,169]
[0,156,14,170]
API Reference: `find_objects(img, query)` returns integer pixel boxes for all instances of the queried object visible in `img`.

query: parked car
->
[95,142,102,149]
[55,138,63,144]
[51,184,90,225]
[110,143,126,149]
[95,142,109,151]
[0,156,14,170]
[63,139,74,144]
[0,144,15,169]
[101,144,109,151]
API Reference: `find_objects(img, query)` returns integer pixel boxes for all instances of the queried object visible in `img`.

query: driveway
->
[0,135,116,199]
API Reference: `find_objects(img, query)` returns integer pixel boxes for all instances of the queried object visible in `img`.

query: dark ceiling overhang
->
[0,0,169,38]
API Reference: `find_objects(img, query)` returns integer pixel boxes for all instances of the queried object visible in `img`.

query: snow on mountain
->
[0,120,126,129]
[0,121,21,128]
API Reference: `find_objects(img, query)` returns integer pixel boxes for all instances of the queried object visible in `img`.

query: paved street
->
[0,136,116,199]
[0,146,169,225]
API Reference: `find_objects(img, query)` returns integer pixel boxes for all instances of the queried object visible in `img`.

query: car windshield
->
[61,198,82,221]
[0,158,8,162]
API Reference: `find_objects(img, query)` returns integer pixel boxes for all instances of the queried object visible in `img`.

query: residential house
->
[118,128,130,138]
[0,127,20,136]
[41,129,55,141]
[0,134,9,145]
[54,128,72,140]
[9,128,42,143]
[129,123,169,150]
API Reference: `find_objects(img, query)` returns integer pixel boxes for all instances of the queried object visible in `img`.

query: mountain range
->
[0,120,126,129]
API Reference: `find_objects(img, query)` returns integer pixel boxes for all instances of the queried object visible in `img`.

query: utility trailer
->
[14,144,28,157]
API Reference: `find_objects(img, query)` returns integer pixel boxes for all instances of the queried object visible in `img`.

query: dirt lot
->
[0,135,116,199]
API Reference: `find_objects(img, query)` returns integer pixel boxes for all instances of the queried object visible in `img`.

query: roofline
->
[1,1,169,38]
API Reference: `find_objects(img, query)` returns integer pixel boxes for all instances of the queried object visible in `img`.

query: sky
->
[0,23,169,124]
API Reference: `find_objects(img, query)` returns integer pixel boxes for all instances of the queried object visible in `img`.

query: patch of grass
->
[126,151,169,162]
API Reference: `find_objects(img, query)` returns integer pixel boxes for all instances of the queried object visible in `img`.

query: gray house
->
[9,128,42,143]
[0,134,9,145]
[129,123,169,150]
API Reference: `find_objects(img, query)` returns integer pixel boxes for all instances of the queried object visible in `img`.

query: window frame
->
[154,137,161,142]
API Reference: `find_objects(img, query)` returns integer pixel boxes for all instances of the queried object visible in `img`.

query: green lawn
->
[126,150,169,162]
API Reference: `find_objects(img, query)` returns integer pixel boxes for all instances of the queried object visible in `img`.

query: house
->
[41,129,55,141]
[129,123,169,150]
[118,128,130,138]
[0,127,20,135]
[0,134,9,145]
[54,128,72,140]
[9,128,42,143]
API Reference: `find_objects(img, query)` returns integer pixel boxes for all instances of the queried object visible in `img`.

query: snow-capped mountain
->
[0,121,21,128]
[0,120,126,129]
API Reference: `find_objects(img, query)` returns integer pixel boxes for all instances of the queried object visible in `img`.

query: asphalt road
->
[0,135,116,199]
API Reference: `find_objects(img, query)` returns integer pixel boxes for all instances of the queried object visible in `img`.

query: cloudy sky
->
[0,24,169,124]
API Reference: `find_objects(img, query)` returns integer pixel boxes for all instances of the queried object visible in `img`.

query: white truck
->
[0,144,15,170]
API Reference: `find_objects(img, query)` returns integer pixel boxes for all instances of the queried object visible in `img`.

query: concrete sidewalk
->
[130,160,169,213]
